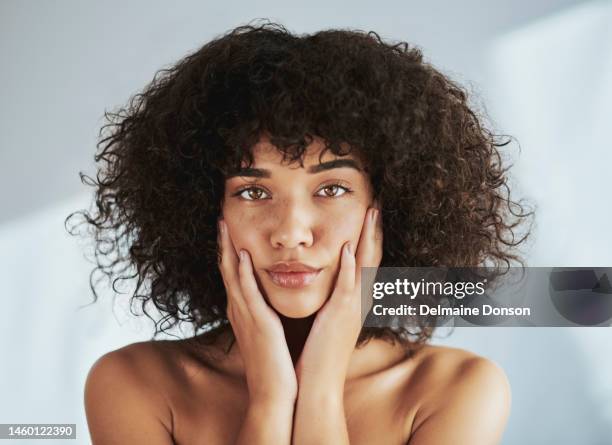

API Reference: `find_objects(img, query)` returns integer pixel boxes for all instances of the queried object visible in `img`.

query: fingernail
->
[219,220,226,235]
[345,242,353,256]
[370,209,378,223]
[239,249,246,262]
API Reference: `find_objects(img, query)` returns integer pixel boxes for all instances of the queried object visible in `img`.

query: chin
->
[265,289,328,319]
[254,267,332,318]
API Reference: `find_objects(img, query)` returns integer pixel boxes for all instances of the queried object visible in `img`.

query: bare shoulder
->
[405,344,511,445]
[84,340,181,444]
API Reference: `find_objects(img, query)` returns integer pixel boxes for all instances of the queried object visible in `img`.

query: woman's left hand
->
[295,206,383,397]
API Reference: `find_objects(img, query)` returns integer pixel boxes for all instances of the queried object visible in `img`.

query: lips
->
[267,262,319,273]
[266,262,322,289]
[266,270,322,288]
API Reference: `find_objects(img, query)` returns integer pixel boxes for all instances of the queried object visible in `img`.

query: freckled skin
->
[222,136,373,318]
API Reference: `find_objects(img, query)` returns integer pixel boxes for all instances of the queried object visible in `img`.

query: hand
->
[217,219,298,405]
[295,206,383,396]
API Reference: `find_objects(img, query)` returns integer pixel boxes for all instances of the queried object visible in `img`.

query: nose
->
[269,198,315,250]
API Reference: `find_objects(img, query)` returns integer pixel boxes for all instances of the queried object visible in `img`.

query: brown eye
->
[235,187,269,201]
[316,184,351,198]
[234,183,351,200]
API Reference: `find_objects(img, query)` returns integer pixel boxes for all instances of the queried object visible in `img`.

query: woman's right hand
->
[217,219,298,406]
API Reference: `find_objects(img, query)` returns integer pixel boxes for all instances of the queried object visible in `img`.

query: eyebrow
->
[227,159,362,179]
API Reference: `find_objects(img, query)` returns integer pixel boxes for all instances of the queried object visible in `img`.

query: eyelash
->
[232,182,354,201]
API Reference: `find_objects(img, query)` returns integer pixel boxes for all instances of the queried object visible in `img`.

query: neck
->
[277,312,317,365]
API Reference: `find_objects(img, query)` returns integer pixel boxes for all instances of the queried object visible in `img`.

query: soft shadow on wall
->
[434,2,612,444]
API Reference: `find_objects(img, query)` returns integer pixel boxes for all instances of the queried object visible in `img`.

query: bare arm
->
[236,399,295,444]
[218,219,297,444]
[407,357,511,445]
[292,207,382,445]
[292,385,349,445]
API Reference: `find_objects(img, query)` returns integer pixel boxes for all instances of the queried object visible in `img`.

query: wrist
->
[297,364,347,391]
[248,393,297,410]
[239,395,294,445]
[297,382,344,407]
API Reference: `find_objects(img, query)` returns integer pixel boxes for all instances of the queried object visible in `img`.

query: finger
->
[355,208,383,280]
[374,207,383,242]
[217,219,248,313]
[334,241,356,296]
[237,249,270,318]
[218,219,239,282]
[355,208,383,317]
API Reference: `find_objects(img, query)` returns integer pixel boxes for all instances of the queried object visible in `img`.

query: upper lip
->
[267,262,321,273]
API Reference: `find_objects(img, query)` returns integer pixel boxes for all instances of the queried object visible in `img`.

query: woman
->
[72,21,533,444]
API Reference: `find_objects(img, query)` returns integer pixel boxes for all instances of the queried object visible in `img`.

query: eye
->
[234,186,270,201]
[232,182,353,201]
[316,183,353,198]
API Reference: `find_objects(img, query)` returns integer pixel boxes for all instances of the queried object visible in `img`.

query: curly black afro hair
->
[66,20,535,351]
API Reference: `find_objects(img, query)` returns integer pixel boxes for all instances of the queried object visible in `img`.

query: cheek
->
[325,209,365,249]
[222,207,266,252]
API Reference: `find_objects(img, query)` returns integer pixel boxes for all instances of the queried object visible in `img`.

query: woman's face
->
[221,136,375,318]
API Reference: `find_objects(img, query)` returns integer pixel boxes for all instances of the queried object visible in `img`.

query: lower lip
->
[266,270,321,289]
